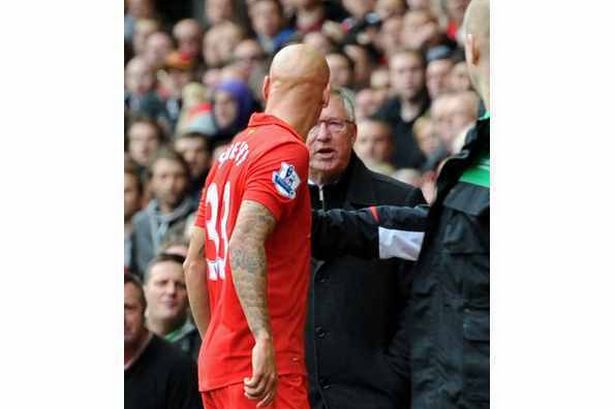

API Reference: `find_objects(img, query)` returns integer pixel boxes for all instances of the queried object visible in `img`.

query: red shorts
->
[201,374,309,409]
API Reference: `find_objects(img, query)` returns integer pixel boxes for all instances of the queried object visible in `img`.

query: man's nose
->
[315,123,332,141]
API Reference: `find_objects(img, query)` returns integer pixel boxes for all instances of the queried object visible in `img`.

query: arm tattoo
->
[229,200,277,339]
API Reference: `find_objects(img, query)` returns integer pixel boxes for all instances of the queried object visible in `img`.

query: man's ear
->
[262,75,270,102]
[465,33,480,67]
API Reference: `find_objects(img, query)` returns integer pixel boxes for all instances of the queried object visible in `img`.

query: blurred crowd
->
[124,0,482,406]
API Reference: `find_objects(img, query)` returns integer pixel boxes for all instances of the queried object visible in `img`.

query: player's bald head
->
[269,44,330,88]
[464,0,489,56]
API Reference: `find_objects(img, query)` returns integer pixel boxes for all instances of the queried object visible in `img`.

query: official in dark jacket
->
[306,87,424,409]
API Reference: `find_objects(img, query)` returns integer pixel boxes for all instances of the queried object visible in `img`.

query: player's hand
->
[244,335,277,407]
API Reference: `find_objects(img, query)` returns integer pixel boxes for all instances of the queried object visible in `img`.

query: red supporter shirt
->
[194,113,311,391]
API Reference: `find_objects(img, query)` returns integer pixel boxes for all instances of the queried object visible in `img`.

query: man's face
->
[174,136,210,179]
[150,158,188,209]
[125,283,147,348]
[426,59,453,99]
[326,54,353,89]
[128,122,160,167]
[144,261,189,328]
[124,173,142,220]
[307,95,356,180]
[143,32,172,68]
[173,21,202,59]
[233,40,265,79]
[354,120,393,163]
[125,59,155,95]
[250,0,282,37]
[401,10,439,50]
[213,90,239,129]
[390,53,425,100]
[449,61,471,92]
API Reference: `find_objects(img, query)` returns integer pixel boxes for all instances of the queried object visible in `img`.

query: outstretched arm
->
[183,226,210,338]
[229,200,278,407]
[312,206,428,261]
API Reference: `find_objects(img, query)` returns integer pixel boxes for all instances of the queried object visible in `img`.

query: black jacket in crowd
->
[374,95,430,170]
[306,153,424,409]
[312,118,490,409]
[124,335,201,409]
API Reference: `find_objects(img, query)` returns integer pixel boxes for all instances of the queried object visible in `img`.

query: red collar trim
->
[247,113,303,142]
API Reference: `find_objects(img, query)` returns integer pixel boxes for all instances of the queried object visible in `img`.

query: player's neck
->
[265,107,312,141]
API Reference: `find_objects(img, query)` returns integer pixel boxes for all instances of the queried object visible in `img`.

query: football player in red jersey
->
[184,44,330,409]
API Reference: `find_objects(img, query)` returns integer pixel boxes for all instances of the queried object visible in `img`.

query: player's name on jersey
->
[218,141,250,166]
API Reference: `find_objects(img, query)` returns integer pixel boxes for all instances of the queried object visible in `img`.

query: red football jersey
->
[194,113,311,391]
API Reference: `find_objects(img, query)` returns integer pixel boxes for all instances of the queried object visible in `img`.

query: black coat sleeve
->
[311,205,429,261]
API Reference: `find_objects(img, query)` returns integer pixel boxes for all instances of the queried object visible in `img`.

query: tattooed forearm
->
[229,200,277,340]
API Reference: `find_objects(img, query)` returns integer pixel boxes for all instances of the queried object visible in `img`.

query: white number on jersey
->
[204,182,231,280]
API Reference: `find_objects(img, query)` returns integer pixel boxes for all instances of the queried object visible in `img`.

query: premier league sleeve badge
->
[272,162,301,199]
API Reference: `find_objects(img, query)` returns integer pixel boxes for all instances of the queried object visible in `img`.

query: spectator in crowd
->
[131,18,160,58]
[232,39,269,102]
[130,148,195,277]
[302,31,335,55]
[344,44,373,89]
[143,31,173,70]
[306,88,422,409]
[203,21,245,68]
[158,51,197,132]
[375,14,403,59]
[144,253,201,360]
[249,0,297,55]
[426,54,454,99]
[412,115,441,158]
[125,161,144,271]
[326,51,355,89]
[125,0,157,43]
[374,0,405,20]
[370,66,392,107]
[173,129,212,203]
[354,117,395,175]
[204,0,235,27]
[175,82,211,132]
[444,0,471,41]
[290,0,349,35]
[375,49,430,169]
[125,56,167,121]
[354,88,380,121]
[448,60,472,91]
[172,19,203,60]
[159,233,190,257]
[126,116,164,178]
[210,78,262,143]
[401,8,457,52]
[431,90,479,154]
[124,274,201,409]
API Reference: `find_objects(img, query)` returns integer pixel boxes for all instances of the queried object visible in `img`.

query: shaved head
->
[269,44,330,90]
[464,0,490,56]
[463,0,490,109]
[263,44,331,139]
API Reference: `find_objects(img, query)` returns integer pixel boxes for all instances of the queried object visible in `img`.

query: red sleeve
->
[242,141,309,221]
[194,186,207,228]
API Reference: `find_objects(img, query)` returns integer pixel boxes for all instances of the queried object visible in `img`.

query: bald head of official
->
[463,0,490,110]
[261,44,331,140]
